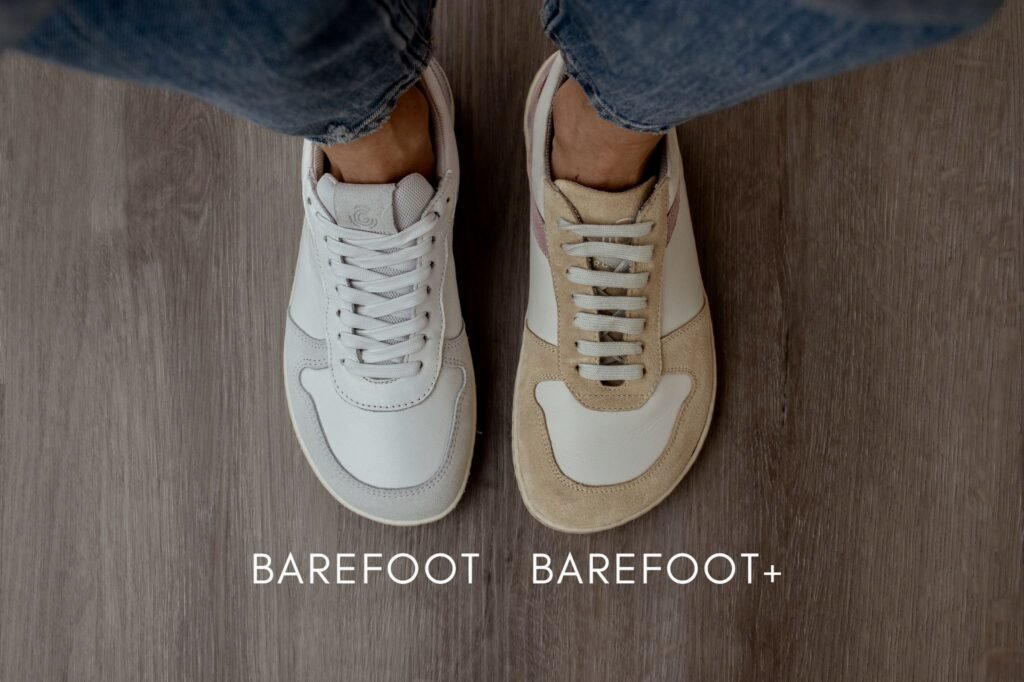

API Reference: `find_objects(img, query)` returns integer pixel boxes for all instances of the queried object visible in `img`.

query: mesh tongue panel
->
[316,173,434,232]
[391,175,435,230]
[316,173,436,353]
[553,177,656,381]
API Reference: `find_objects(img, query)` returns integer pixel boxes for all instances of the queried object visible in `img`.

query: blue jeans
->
[19,0,1000,143]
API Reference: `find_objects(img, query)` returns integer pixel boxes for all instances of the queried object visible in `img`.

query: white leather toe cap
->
[535,374,693,486]
[300,366,466,489]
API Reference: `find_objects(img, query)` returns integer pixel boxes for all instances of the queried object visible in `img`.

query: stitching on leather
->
[322,199,455,411]
[545,181,671,407]
[288,320,470,500]
[567,181,669,400]
[524,63,553,257]
[297,367,465,499]
[540,373,700,495]
[296,370,464,499]
[520,321,708,496]
[661,301,711,369]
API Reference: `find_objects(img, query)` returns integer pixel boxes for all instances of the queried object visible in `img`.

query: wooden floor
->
[2,2,1022,680]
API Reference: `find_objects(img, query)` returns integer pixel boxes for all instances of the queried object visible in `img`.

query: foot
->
[549,77,661,191]
[284,61,476,525]
[513,53,716,533]
[322,84,436,184]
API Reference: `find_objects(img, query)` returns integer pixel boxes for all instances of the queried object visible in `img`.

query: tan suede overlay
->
[542,177,671,411]
[512,301,715,533]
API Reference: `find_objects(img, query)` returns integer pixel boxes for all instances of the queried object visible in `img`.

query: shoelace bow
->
[316,209,439,380]
[560,217,654,382]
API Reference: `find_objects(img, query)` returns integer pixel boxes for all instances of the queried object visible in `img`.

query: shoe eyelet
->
[336,309,341,317]
[426,286,432,294]
[431,236,436,244]
[429,261,435,269]
[425,312,431,320]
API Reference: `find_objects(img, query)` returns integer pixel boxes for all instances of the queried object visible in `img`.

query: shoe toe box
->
[285,317,475,525]
[513,306,715,533]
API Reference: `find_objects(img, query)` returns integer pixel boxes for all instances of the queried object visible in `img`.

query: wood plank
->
[1,2,1021,680]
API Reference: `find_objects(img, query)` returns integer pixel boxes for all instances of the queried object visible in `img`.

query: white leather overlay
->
[530,53,562,211]
[289,222,326,339]
[526,227,559,344]
[301,365,465,489]
[535,374,693,486]
[442,236,463,339]
[665,129,683,208]
[660,180,705,335]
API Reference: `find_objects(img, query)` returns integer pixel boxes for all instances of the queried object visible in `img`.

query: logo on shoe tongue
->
[349,205,378,229]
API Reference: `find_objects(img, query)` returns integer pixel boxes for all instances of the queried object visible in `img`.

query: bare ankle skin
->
[322,84,435,184]
[550,78,662,192]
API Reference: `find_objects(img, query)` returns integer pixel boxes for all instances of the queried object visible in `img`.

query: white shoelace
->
[560,217,655,382]
[315,209,439,380]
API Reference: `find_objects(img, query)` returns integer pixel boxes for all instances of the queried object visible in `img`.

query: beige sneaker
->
[513,53,716,533]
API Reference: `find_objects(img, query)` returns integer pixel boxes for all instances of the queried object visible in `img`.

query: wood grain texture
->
[1,2,1022,680]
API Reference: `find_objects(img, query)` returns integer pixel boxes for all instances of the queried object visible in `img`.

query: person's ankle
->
[322,84,435,184]
[550,78,662,192]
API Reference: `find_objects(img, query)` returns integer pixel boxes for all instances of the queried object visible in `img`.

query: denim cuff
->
[309,0,434,144]
[20,0,439,146]
[542,0,998,132]
[541,0,672,135]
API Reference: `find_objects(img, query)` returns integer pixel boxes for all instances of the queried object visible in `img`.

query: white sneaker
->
[512,53,716,533]
[284,60,476,525]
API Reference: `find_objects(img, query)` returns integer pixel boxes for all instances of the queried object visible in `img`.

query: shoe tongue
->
[554,176,658,274]
[316,173,434,235]
[553,177,657,224]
